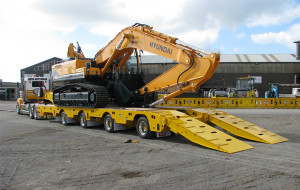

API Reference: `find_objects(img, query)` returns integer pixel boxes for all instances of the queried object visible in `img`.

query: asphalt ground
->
[0,101,299,189]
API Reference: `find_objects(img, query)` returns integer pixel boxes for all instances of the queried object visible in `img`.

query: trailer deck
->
[37,105,288,153]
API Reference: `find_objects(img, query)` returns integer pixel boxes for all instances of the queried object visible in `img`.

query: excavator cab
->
[117,50,145,90]
[111,50,155,106]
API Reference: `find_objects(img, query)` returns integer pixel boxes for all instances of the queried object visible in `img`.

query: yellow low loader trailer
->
[35,104,288,154]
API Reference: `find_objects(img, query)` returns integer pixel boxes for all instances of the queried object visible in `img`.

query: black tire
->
[17,103,20,114]
[61,111,68,126]
[136,116,153,139]
[104,114,114,133]
[29,105,34,119]
[33,106,39,120]
[79,112,87,128]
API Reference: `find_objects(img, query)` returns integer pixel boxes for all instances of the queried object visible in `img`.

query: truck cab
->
[17,76,52,118]
[22,76,49,102]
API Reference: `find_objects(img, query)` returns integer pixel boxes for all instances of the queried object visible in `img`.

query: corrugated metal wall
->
[139,61,300,97]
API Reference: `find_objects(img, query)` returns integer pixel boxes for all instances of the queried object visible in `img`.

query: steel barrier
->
[237,98,256,108]
[158,96,300,109]
[216,98,237,108]
[197,98,217,108]
[255,98,277,109]
[276,98,297,109]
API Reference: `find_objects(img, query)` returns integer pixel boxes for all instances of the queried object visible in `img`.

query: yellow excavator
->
[52,23,220,108]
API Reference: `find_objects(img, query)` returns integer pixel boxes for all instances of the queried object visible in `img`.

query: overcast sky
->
[1,0,300,82]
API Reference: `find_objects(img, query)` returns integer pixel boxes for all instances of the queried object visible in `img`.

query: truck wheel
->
[79,112,87,128]
[104,114,114,133]
[61,111,68,126]
[136,116,153,139]
[34,106,39,120]
[29,105,34,119]
[17,103,20,114]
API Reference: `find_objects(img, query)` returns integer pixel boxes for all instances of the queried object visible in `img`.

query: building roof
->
[128,54,300,64]
[0,81,17,87]
[220,54,299,63]
[21,57,62,71]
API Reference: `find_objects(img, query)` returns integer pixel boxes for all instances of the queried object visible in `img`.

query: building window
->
[45,63,50,71]
[34,66,43,71]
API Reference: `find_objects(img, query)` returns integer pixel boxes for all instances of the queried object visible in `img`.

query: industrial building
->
[19,57,62,94]
[205,54,300,96]
[0,80,18,100]
[20,57,62,83]
[127,54,300,97]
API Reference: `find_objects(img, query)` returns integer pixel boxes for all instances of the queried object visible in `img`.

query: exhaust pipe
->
[294,41,300,60]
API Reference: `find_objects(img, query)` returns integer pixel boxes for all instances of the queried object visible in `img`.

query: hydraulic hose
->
[177,53,194,90]
[132,23,149,27]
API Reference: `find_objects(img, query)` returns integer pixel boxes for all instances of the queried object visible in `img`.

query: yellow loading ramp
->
[155,110,253,153]
[185,109,289,144]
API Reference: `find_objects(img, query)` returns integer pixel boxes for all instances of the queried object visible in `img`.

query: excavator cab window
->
[112,56,123,67]
[124,49,140,75]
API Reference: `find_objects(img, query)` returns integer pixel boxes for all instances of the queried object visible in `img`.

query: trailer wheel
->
[33,106,39,120]
[136,116,153,139]
[17,103,20,114]
[104,114,114,133]
[61,111,68,126]
[79,112,87,128]
[29,105,34,119]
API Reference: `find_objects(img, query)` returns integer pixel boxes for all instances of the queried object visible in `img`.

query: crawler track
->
[53,84,109,108]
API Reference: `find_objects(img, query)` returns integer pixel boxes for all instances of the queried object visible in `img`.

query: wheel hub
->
[106,118,112,130]
[138,121,147,136]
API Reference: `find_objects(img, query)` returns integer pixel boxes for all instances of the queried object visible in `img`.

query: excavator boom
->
[52,23,220,108]
[93,23,220,105]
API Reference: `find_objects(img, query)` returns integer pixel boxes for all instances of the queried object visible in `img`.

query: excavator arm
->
[94,23,220,106]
